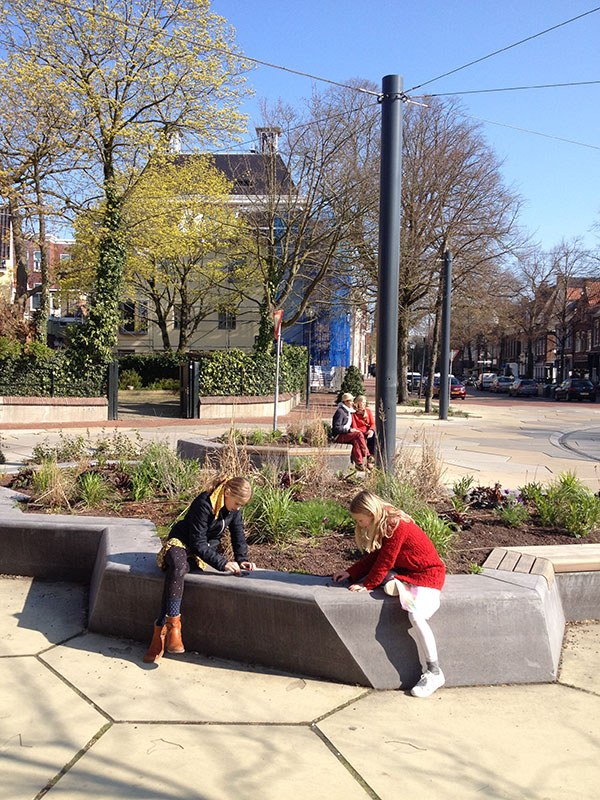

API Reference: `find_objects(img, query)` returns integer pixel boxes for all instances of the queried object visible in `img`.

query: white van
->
[477,373,496,390]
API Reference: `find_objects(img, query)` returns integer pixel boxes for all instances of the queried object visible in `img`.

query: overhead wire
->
[6,0,597,156]
[406,6,600,92]
[456,112,600,152]
[41,0,380,97]
[419,79,600,97]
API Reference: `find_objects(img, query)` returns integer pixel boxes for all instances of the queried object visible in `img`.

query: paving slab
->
[0,658,107,800]
[559,621,600,695]
[40,632,366,723]
[318,683,600,800]
[44,723,371,799]
[0,576,87,655]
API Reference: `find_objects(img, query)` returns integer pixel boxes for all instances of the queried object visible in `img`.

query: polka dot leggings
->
[157,546,190,625]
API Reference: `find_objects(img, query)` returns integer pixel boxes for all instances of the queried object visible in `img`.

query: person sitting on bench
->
[332,392,368,471]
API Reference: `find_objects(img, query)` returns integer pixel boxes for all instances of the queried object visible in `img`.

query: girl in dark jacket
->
[144,476,255,663]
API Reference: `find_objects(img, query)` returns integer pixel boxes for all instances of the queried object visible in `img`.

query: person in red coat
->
[353,395,376,465]
[333,490,446,697]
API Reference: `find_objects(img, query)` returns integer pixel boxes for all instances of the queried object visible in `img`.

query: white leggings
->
[408,611,438,664]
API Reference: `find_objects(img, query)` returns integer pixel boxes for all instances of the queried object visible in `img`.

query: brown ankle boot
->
[165,615,185,654]
[143,622,167,663]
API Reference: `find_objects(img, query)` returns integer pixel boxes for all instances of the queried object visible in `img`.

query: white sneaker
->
[410,669,445,698]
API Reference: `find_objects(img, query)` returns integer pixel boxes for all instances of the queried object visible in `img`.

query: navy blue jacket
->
[168,491,248,571]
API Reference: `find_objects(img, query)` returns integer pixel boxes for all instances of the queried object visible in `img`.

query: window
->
[31,283,42,310]
[173,306,186,330]
[218,310,236,330]
[33,251,41,270]
[59,253,71,261]
[120,300,148,334]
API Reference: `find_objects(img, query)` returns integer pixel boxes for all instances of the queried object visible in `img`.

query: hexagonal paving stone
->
[559,621,600,695]
[0,576,87,656]
[41,632,366,723]
[44,723,370,799]
[0,657,107,800]
[318,684,600,800]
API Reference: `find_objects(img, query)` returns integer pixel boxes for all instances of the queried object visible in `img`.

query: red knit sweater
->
[346,518,445,591]
[353,407,375,435]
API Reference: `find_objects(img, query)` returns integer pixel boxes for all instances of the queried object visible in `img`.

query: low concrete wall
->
[198,392,301,420]
[0,396,108,424]
[2,486,596,689]
[177,435,352,472]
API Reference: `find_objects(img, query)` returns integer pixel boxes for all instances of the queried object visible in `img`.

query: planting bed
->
[3,474,599,576]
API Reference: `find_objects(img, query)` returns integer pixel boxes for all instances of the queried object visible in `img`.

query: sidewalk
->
[2,574,599,799]
[2,386,600,797]
[2,380,600,490]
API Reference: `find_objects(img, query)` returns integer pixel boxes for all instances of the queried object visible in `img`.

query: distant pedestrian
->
[332,392,368,471]
[143,476,256,663]
[333,490,446,697]
[353,394,376,466]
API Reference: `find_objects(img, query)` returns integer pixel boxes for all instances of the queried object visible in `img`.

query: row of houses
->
[0,130,371,377]
[457,277,600,384]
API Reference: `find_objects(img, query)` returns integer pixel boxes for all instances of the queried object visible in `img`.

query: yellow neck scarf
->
[209,479,229,516]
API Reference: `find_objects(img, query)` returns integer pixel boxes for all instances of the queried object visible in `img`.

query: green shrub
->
[244,485,296,544]
[124,442,203,501]
[30,433,88,464]
[288,499,353,538]
[452,475,475,502]
[337,365,364,403]
[23,341,54,361]
[118,368,143,390]
[412,507,456,560]
[146,378,179,391]
[496,501,529,527]
[78,471,110,507]
[0,336,22,359]
[531,472,600,537]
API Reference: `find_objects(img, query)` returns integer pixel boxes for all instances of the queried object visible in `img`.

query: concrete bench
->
[177,435,353,472]
[0,487,597,689]
[483,544,600,621]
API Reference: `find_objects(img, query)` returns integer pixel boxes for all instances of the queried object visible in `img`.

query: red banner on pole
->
[273,309,283,340]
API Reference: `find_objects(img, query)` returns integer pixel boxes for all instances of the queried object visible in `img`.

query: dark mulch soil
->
[4,472,599,575]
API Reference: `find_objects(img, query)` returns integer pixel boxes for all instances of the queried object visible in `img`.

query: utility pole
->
[375,74,403,471]
[438,251,452,420]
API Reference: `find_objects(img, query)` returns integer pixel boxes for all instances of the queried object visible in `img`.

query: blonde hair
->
[208,476,252,503]
[350,491,412,552]
[355,395,367,406]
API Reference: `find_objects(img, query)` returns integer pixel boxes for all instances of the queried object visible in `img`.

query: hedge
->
[118,346,307,396]
[0,351,106,397]
[0,345,307,399]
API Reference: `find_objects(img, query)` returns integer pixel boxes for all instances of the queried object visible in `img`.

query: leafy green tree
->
[2,0,249,364]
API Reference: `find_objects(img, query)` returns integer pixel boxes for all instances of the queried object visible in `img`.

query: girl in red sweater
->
[333,490,446,697]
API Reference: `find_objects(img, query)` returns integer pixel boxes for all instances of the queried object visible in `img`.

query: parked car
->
[554,378,597,402]
[508,378,539,397]
[477,373,497,390]
[490,376,515,393]
[406,372,421,391]
[432,376,466,399]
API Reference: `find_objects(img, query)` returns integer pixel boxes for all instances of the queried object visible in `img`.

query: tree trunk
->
[397,305,410,403]
[425,292,443,413]
[34,165,50,343]
[8,197,29,315]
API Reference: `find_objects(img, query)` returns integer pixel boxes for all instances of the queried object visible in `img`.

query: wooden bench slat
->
[514,553,536,574]
[483,548,508,570]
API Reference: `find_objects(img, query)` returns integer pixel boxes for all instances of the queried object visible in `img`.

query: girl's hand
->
[349,583,367,592]
[333,570,351,583]
[224,561,241,574]
[240,561,256,571]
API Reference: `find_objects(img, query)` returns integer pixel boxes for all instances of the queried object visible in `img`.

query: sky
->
[210,0,600,254]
